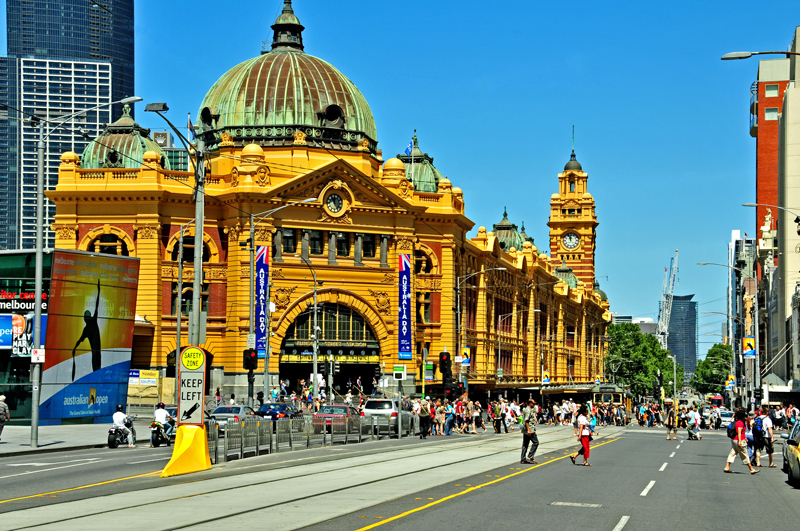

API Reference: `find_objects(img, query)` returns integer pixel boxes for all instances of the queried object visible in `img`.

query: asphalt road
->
[1,424,798,530]
[308,426,800,531]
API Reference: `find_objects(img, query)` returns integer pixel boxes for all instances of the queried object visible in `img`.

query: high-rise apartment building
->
[0,0,134,249]
[666,294,698,378]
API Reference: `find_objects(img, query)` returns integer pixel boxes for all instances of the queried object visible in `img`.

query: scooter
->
[150,419,174,447]
[108,415,137,448]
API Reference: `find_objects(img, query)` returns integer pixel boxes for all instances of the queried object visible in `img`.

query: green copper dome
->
[81,104,169,169]
[396,132,444,193]
[197,1,377,149]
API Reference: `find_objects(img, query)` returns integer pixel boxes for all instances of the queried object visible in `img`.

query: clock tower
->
[547,150,598,285]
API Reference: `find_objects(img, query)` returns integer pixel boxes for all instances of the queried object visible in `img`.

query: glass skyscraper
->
[667,294,699,379]
[0,0,134,249]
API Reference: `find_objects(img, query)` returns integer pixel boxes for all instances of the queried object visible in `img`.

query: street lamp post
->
[245,198,314,404]
[722,51,800,60]
[30,96,141,449]
[296,255,322,398]
[497,309,534,384]
[703,310,748,406]
[455,267,506,385]
[700,261,761,406]
[175,219,195,405]
[146,103,216,348]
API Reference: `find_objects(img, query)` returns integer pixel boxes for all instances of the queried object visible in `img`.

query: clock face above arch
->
[562,232,580,250]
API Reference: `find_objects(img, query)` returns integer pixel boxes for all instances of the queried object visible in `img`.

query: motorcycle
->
[108,415,137,448]
[150,420,173,447]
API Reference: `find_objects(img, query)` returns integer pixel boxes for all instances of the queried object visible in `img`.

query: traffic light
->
[243,348,258,370]
[440,352,451,378]
[456,381,465,395]
[754,388,763,400]
[333,361,341,375]
[320,363,328,378]
[374,366,382,378]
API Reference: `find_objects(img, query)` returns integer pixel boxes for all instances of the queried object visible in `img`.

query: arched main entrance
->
[279,303,381,397]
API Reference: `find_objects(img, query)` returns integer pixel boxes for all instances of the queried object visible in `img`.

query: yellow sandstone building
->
[47,1,610,400]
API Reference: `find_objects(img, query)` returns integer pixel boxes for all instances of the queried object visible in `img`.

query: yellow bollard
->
[160,424,212,477]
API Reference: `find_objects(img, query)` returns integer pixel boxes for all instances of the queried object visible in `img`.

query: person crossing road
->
[520,399,539,464]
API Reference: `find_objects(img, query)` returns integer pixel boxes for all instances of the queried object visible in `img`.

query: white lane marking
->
[612,516,630,531]
[659,462,668,472]
[676,445,681,449]
[550,502,602,508]
[640,480,656,496]
[669,452,675,458]
[5,458,100,467]
[0,459,108,480]
[128,457,172,465]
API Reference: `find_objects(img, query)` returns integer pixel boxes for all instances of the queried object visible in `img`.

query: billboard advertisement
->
[38,251,139,421]
[255,245,269,358]
[398,254,412,360]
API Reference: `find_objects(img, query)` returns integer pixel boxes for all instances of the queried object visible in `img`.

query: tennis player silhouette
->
[72,279,102,381]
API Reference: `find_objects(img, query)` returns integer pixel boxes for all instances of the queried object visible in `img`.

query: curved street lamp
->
[722,51,800,60]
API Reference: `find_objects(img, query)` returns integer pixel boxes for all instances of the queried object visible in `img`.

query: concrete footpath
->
[0,424,112,456]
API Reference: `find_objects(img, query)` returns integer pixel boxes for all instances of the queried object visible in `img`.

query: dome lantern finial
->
[564,149,582,171]
[271,0,305,52]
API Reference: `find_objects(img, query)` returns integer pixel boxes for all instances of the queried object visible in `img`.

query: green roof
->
[492,207,534,251]
[81,104,169,170]
[396,132,445,193]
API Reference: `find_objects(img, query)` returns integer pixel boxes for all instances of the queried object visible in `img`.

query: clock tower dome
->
[547,150,598,285]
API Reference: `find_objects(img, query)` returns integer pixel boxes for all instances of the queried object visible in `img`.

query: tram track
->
[4,427,619,530]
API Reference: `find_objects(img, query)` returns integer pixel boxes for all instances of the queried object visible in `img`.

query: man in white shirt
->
[151,402,174,447]
[755,406,775,467]
[113,405,135,448]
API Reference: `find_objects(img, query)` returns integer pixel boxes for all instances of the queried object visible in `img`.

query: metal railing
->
[203,414,419,464]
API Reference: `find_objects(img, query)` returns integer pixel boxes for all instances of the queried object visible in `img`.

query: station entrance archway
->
[279,303,382,397]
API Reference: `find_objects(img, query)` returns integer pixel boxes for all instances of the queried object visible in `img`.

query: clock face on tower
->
[326,193,344,213]
[562,232,580,249]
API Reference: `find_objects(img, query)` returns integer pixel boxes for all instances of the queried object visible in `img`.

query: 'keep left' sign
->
[178,346,206,425]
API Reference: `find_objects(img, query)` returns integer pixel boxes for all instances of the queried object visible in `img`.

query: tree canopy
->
[690,343,733,395]
[604,323,683,399]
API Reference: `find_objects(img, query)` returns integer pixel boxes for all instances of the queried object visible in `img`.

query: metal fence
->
[203,414,419,464]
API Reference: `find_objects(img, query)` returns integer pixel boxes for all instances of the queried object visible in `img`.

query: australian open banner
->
[255,245,270,358]
[39,251,139,421]
[398,253,412,360]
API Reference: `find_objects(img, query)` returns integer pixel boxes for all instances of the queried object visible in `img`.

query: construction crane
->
[657,250,679,350]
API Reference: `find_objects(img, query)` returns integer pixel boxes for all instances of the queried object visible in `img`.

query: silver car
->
[360,399,413,436]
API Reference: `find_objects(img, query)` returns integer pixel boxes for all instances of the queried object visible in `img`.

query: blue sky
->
[5,1,796,358]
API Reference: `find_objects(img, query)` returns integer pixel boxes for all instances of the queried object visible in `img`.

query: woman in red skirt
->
[570,404,593,466]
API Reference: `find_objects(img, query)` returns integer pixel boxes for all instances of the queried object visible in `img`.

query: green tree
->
[604,323,683,399]
[690,343,733,394]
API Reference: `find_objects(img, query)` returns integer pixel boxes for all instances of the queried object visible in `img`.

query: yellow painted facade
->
[46,1,611,398]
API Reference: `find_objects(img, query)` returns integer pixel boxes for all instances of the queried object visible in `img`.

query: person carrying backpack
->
[753,406,775,467]
[724,408,759,475]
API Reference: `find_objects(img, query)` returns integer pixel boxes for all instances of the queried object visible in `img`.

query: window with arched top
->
[170,236,211,263]
[171,282,209,316]
[414,250,432,274]
[88,233,130,256]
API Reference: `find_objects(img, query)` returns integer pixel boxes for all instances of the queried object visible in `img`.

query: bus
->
[706,394,723,408]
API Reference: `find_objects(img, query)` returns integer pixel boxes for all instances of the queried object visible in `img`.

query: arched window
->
[414,250,432,274]
[171,282,209,316]
[282,303,378,351]
[170,236,211,263]
[88,233,130,256]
